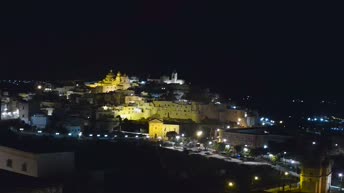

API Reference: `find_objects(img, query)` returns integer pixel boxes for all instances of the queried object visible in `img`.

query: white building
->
[0,146,75,177]
[162,72,184,85]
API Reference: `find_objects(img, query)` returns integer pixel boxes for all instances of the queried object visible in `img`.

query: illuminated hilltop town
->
[0,69,262,142]
[1,69,341,193]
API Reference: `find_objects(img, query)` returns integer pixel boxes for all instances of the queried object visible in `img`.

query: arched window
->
[22,163,27,172]
[6,159,12,168]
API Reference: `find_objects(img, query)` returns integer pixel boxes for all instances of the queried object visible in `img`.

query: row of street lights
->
[227,175,260,191]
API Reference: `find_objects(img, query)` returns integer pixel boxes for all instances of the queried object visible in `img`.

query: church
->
[86,70,131,93]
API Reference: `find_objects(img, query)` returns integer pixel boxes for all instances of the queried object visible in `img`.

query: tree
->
[166,131,178,140]
[214,142,226,152]
[250,148,264,157]
[234,145,243,154]
[116,115,122,131]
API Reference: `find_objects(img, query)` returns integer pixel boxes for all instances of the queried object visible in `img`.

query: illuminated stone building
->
[113,100,254,126]
[148,119,180,141]
[162,71,185,85]
[86,70,130,93]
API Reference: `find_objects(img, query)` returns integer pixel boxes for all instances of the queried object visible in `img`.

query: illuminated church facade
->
[87,70,131,93]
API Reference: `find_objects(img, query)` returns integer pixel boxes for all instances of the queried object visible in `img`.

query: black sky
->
[0,2,343,97]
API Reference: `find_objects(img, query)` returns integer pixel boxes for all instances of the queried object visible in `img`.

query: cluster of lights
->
[1,109,20,119]
[260,117,275,126]
[330,127,344,131]
[307,117,329,122]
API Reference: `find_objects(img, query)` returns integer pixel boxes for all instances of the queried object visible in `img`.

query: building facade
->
[114,100,254,126]
[0,146,75,178]
[300,161,332,193]
[148,119,180,141]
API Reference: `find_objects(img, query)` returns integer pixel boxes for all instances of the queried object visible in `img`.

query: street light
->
[223,139,227,143]
[284,171,289,176]
[196,131,203,137]
[228,181,234,187]
[254,176,259,181]
[208,141,212,145]
[339,173,343,192]
[312,141,316,145]
[176,135,180,140]
[263,145,268,149]
[243,147,249,152]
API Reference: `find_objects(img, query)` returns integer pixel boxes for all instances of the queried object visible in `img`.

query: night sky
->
[0,2,343,97]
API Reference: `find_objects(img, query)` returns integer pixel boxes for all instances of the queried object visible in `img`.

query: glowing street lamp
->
[339,173,343,192]
[228,181,234,187]
[37,85,42,89]
[263,145,268,149]
[254,176,259,181]
[208,141,212,145]
[284,171,289,176]
[243,147,249,152]
[223,139,227,143]
[196,131,203,137]
[176,135,180,140]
